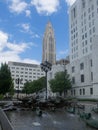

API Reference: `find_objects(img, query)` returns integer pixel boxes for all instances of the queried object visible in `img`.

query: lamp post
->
[15,78,23,99]
[40,61,52,100]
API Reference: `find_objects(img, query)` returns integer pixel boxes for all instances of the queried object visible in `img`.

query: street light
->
[40,61,52,100]
[15,78,23,99]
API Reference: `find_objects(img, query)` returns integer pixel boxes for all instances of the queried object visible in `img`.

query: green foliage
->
[77,98,98,102]
[22,81,31,94]
[9,80,14,96]
[0,94,4,100]
[49,70,72,95]
[22,77,45,94]
[0,63,13,95]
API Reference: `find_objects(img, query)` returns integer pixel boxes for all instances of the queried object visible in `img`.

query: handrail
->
[0,108,14,130]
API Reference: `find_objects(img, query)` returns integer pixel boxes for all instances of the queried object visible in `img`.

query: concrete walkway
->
[0,108,14,130]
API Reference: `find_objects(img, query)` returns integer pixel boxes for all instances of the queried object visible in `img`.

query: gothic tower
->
[42,21,56,65]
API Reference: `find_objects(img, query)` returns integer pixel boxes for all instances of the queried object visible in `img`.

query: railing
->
[0,108,14,130]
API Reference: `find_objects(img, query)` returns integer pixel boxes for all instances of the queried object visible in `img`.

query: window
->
[82,35,84,40]
[90,45,92,50]
[91,72,93,81]
[88,8,90,13]
[73,7,76,18]
[83,88,85,95]
[85,47,88,53]
[92,12,94,17]
[85,40,87,45]
[93,27,95,33]
[89,29,92,35]
[89,15,91,20]
[90,59,93,67]
[97,0,98,5]
[82,42,84,47]
[12,67,15,69]
[71,90,73,95]
[72,66,75,73]
[85,33,87,38]
[74,89,76,96]
[72,77,75,84]
[90,37,92,43]
[80,89,82,95]
[81,74,85,82]
[82,0,85,8]
[71,6,77,20]
[80,63,84,70]
[89,22,91,28]
[90,88,93,95]
[92,5,94,10]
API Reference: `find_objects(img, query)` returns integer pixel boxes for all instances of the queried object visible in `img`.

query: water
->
[6,108,98,130]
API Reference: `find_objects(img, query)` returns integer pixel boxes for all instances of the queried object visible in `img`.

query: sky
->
[0,0,76,65]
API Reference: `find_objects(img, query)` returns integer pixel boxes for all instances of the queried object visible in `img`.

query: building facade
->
[69,0,98,99]
[42,21,56,65]
[47,64,67,97]
[8,61,45,91]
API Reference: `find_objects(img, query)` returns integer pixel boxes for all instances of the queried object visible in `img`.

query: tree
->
[9,79,14,96]
[22,81,31,94]
[22,77,45,94]
[49,70,72,96]
[0,63,13,95]
[31,77,45,93]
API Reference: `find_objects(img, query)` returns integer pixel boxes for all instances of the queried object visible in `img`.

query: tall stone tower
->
[42,21,56,65]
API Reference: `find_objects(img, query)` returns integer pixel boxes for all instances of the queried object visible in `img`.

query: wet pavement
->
[6,108,98,130]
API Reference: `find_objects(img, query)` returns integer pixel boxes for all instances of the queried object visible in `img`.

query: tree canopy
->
[0,63,14,95]
[22,77,45,94]
[49,70,72,95]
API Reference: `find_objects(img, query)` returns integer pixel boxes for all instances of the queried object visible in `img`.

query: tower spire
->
[42,21,56,65]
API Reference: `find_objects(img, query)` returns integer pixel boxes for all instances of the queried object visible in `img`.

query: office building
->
[8,61,45,91]
[69,0,98,98]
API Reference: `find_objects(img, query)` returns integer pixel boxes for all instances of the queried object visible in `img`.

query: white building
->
[47,64,65,97]
[47,0,98,99]
[69,0,98,99]
[8,61,45,91]
[47,63,70,97]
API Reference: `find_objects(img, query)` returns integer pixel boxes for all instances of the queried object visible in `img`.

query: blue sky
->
[0,0,76,65]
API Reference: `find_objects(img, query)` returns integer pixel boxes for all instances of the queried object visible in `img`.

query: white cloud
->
[21,23,30,32]
[25,10,31,17]
[7,42,28,52]
[22,58,40,64]
[0,31,8,51]
[0,30,40,65]
[9,0,28,14]
[32,34,40,39]
[18,23,40,39]
[59,49,69,55]
[65,0,76,6]
[31,0,60,15]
